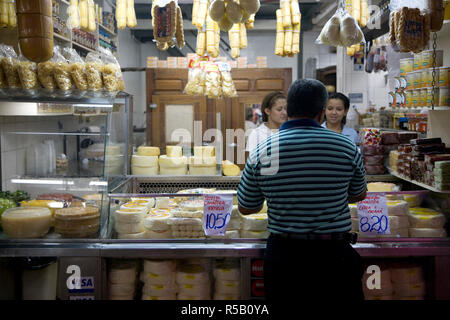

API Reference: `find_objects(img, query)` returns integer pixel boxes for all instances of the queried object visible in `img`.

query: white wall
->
[302,30,337,75]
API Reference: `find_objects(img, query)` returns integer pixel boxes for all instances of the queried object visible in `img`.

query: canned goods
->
[412,71,421,89]
[400,58,414,76]
[422,50,444,69]
[412,90,420,107]
[414,52,422,71]
[419,89,427,107]
[420,70,428,88]
[439,67,449,88]
[440,87,450,107]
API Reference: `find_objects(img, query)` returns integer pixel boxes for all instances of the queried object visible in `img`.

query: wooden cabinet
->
[146,67,292,164]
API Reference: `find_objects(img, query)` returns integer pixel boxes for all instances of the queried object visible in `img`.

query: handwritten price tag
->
[203,194,233,236]
[357,193,390,236]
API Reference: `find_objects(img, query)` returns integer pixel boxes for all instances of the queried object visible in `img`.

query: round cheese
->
[189,166,217,175]
[143,260,177,274]
[402,194,421,208]
[176,264,210,285]
[140,271,176,285]
[213,292,240,300]
[54,206,99,220]
[168,217,203,226]
[409,228,447,237]
[180,200,204,212]
[131,166,158,176]
[131,155,159,167]
[114,208,146,224]
[109,282,135,296]
[349,203,358,218]
[131,197,155,208]
[159,155,188,167]
[408,208,446,228]
[213,267,240,281]
[115,220,145,234]
[2,207,52,238]
[389,215,409,229]
[172,209,203,219]
[109,268,136,284]
[105,155,124,167]
[137,146,160,156]
[144,209,171,231]
[156,197,170,209]
[120,203,148,213]
[214,280,240,295]
[117,231,148,239]
[142,283,178,296]
[387,200,409,216]
[146,229,171,239]
[178,283,211,296]
[393,282,426,297]
[391,266,424,284]
[240,230,269,238]
[189,156,217,167]
[241,213,268,231]
[141,294,176,300]
[160,166,187,175]
[166,146,183,158]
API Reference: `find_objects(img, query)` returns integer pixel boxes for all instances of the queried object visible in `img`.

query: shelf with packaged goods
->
[72,41,97,53]
[365,174,401,182]
[98,23,116,37]
[388,169,450,194]
[53,32,71,43]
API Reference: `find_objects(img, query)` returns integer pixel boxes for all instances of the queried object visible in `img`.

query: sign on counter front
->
[203,194,233,236]
[357,193,390,236]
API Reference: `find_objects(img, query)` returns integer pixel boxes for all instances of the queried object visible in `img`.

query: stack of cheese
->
[379,200,410,237]
[1,207,52,239]
[363,267,394,300]
[144,197,172,239]
[213,259,241,300]
[108,260,137,300]
[176,262,211,300]
[131,146,160,176]
[104,144,124,175]
[159,146,188,175]
[391,264,426,300]
[401,193,422,208]
[140,260,177,300]
[54,206,100,238]
[408,207,447,238]
[240,201,269,238]
[169,199,206,238]
[114,201,151,239]
[189,146,217,175]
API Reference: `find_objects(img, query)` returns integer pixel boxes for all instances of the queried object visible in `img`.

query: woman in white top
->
[246,91,287,152]
[321,92,359,144]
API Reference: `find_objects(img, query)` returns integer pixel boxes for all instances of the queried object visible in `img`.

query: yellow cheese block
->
[166,146,183,158]
[193,146,215,157]
[131,155,159,167]
[189,156,217,167]
[367,182,398,192]
[2,207,52,238]
[222,161,240,176]
[159,155,188,168]
[137,146,160,156]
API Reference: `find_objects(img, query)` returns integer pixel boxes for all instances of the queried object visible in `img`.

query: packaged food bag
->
[99,47,125,92]
[184,58,206,96]
[0,44,21,89]
[85,52,104,91]
[63,47,88,91]
[52,46,73,91]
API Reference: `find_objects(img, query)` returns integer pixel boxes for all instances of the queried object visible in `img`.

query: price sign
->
[357,193,390,236]
[203,194,233,236]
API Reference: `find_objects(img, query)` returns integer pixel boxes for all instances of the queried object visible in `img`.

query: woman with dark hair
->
[321,92,359,144]
[246,91,287,152]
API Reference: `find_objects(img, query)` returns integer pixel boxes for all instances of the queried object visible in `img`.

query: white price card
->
[357,193,390,236]
[203,194,233,236]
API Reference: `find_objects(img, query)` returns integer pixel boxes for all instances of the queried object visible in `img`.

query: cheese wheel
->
[209,230,240,239]
[115,220,145,234]
[159,155,188,167]
[1,207,52,238]
[178,283,211,296]
[241,213,268,231]
[176,265,210,284]
[120,203,149,213]
[130,198,155,208]
[240,230,269,238]
[387,200,409,216]
[391,266,424,284]
[144,210,171,231]
[160,166,187,175]
[349,203,358,217]
[408,208,446,228]
[109,268,136,284]
[172,210,203,219]
[109,282,135,296]
[393,282,426,297]
[189,166,217,175]
[389,216,409,229]
[180,200,204,212]
[142,294,176,300]
[146,229,172,239]
[143,260,177,274]
[114,208,146,223]
[142,283,178,296]
[117,231,147,239]
[409,228,447,237]
[131,155,159,167]
[214,280,240,294]
[213,292,240,300]
[227,219,241,230]
[156,197,170,209]
[403,194,421,208]
[137,146,160,156]
[189,156,217,166]
[140,271,176,285]
[132,166,158,176]
[213,267,240,281]
[166,146,183,158]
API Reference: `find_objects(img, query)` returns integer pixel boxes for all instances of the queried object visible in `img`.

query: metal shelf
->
[389,169,450,194]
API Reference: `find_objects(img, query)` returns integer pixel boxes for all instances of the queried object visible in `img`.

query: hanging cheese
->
[213,20,220,57]
[87,0,96,31]
[239,23,247,48]
[241,10,250,23]
[0,0,8,26]
[284,24,293,55]
[80,0,89,29]
[206,14,216,56]
[218,14,233,31]
[292,20,300,54]
[196,28,206,56]
[226,0,242,23]
[281,0,291,27]
[126,0,137,28]
[275,9,284,56]
[192,0,200,26]
[228,23,240,58]
[291,0,300,25]
[209,0,225,22]
[7,0,16,28]
[196,0,209,28]
[360,0,368,27]
[245,13,255,29]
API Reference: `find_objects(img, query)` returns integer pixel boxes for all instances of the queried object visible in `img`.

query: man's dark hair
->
[327,92,350,125]
[287,79,328,119]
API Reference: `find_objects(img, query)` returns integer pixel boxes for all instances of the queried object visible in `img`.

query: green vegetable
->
[0,190,30,206]
[0,198,17,229]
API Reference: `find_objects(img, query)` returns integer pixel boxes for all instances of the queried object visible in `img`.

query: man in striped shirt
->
[237,79,367,302]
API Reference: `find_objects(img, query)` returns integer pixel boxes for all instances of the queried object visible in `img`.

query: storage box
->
[157,60,167,68]
[147,56,158,68]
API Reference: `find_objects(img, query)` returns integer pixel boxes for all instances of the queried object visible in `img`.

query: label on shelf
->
[357,193,390,236]
[203,194,233,236]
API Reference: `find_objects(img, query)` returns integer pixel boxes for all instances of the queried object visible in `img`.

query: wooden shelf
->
[72,41,96,53]
[388,169,450,194]
[366,174,401,182]
[53,32,71,42]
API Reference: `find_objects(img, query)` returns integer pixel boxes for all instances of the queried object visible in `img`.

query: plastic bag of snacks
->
[99,47,125,92]
[63,47,88,91]
[218,61,237,98]
[16,55,40,91]
[184,58,206,96]
[204,61,222,99]
[85,52,104,91]
[37,50,57,91]
[0,44,21,89]
[52,46,73,91]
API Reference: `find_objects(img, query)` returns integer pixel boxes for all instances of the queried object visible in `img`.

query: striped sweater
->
[237,118,366,234]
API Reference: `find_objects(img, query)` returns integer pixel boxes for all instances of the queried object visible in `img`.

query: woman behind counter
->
[246,91,287,152]
[321,92,359,144]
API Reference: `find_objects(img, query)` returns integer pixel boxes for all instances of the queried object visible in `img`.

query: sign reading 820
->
[205,212,231,230]
[359,215,389,233]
